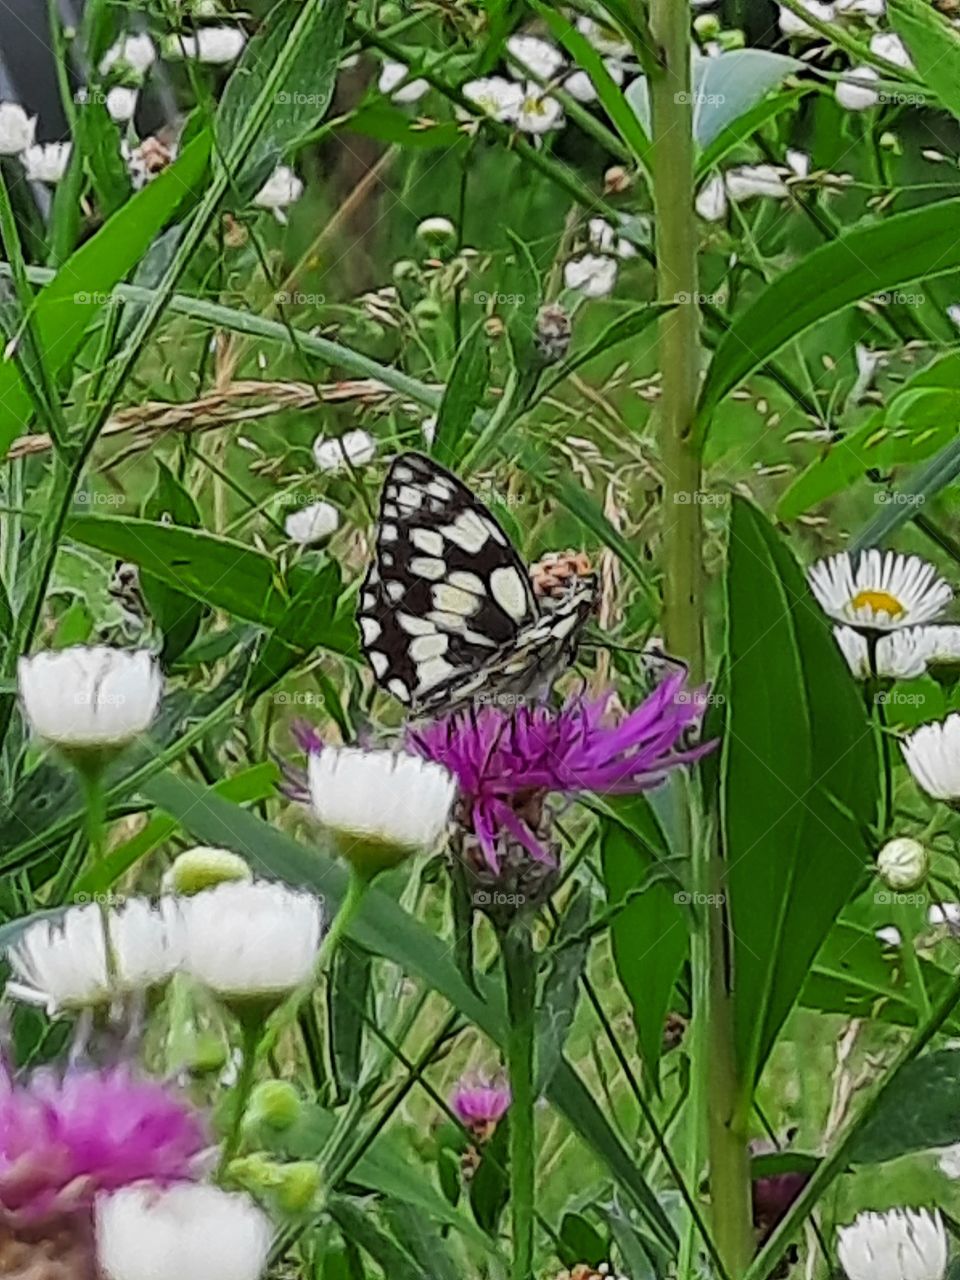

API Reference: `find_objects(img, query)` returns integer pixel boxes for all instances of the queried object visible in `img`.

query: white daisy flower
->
[870,31,914,69]
[313,429,376,473]
[837,0,884,12]
[837,1209,946,1280]
[169,26,247,64]
[575,15,632,59]
[462,76,524,120]
[564,253,618,298]
[695,173,728,221]
[506,35,565,81]
[100,33,157,76]
[6,898,182,1013]
[18,647,163,751]
[284,500,340,546]
[902,714,960,801]
[179,881,324,1001]
[379,60,429,104]
[836,66,880,111]
[106,86,139,123]
[0,103,36,155]
[309,747,455,872]
[587,217,635,260]
[21,142,71,184]
[919,625,960,665]
[937,1143,960,1179]
[563,58,625,104]
[778,0,835,37]
[930,901,960,927]
[832,625,932,679]
[877,836,928,890]
[808,550,952,631]
[96,1183,273,1280]
[513,83,564,134]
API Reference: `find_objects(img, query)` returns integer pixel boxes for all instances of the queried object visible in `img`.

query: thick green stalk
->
[647,0,751,1273]
[219,1013,263,1174]
[503,923,537,1280]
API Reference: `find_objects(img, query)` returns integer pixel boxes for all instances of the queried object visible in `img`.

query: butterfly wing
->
[357,453,541,710]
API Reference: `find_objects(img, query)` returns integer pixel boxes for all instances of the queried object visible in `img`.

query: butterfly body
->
[358,453,596,715]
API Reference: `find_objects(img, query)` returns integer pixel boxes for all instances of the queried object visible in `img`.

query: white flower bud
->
[0,103,36,155]
[877,837,928,890]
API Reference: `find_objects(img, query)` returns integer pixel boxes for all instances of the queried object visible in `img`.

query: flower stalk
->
[502,921,536,1280]
[647,0,751,1272]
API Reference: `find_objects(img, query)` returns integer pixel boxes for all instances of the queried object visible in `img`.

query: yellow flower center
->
[851,589,905,618]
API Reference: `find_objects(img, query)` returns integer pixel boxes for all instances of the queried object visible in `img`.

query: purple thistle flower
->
[0,1067,207,1223]
[450,1072,511,1139]
[409,672,713,873]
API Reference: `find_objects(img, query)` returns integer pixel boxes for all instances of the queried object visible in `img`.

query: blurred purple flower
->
[0,1067,207,1222]
[408,672,713,872]
[450,1072,511,1137]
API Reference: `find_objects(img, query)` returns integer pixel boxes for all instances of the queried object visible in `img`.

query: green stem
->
[894,898,932,1023]
[648,0,751,1272]
[219,1014,262,1174]
[80,766,116,985]
[502,923,537,1280]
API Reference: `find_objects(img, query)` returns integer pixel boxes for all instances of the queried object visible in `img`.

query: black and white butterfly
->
[357,453,597,715]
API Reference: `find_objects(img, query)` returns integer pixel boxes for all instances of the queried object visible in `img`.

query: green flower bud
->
[244,1080,303,1133]
[878,837,929,891]
[164,846,253,895]
[276,1162,322,1213]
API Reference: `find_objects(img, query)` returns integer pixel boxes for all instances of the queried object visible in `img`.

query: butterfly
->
[357,453,597,715]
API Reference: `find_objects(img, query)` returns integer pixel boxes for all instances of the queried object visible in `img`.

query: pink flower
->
[409,672,713,872]
[0,1068,207,1222]
[450,1072,511,1137]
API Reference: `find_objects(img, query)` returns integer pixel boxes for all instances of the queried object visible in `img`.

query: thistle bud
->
[878,837,928,891]
[535,303,572,365]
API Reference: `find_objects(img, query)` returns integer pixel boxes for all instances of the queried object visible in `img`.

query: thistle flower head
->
[409,672,712,873]
[450,1072,511,1139]
[0,1068,206,1223]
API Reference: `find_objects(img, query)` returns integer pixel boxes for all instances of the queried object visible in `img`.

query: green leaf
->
[217,0,347,189]
[537,885,589,1093]
[348,106,465,150]
[64,514,351,655]
[531,2,650,166]
[140,770,678,1257]
[779,351,960,519]
[697,198,960,433]
[850,1050,960,1163]
[600,797,688,1082]
[723,500,879,1090]
[695,88,810,180]
[73,95,131,217]
[890,0,960,122]
[432,319,489,468]
[851,439,960,551]
[0,133,211,453]
[328,946,372,1098]
[140,460,206,665]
